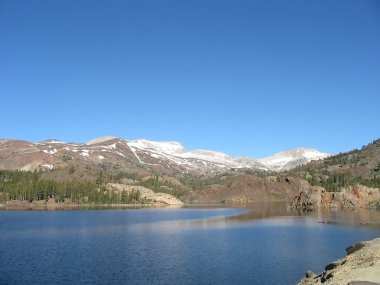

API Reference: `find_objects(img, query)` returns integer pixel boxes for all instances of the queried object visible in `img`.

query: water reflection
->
[222,202,380,228]
[127,202,380,232]
[1,204,379,238]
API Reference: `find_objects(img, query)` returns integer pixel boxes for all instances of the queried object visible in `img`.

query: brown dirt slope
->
[184,174,318,204]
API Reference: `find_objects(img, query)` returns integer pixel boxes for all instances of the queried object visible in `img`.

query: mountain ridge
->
[0,136,330,175]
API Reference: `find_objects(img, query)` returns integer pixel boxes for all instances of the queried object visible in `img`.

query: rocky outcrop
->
[329,185,379,209]
[291,185,380,211]
[106,183,184,205]
[144,192,184,206]
[298,238,380,285]
[290,185,325,211]
[368,200,380,209]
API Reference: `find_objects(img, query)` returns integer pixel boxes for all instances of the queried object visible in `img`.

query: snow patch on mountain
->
[116,151,125,157]
[179,150,242,168]
[43,149,57,155]
[128,140,187,155]
[42,164,54,170]
[41,139,65,144]
[129,146,144,164]
[46,140,65,144]
[80,150,90,157]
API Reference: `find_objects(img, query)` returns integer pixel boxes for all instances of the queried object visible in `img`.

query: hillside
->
[287,139,380,192]
[184,138,380,205]
[183,174,317,204]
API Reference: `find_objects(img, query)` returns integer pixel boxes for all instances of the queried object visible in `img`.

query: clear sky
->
[0,0,379,158]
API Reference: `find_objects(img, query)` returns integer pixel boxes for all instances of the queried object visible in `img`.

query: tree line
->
[0,170,143,204]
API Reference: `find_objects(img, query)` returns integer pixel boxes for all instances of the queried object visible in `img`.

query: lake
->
[1,205,380,285]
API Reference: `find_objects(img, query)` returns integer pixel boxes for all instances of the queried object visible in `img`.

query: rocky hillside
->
[287,139,380,192]
[298,238,380,285]
[183,174,318,204]
[183,138,380,205]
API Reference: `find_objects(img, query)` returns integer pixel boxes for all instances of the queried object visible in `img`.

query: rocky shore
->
[1,200,182,210]
[298,238,380,285]
[291,184,380,211]
[2,198,82,210]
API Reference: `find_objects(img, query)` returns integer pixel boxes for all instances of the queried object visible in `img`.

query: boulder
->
[305,271,316,278]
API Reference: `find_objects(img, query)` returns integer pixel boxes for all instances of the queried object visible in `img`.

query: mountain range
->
[1,136,379,207]
[0,136,329,175]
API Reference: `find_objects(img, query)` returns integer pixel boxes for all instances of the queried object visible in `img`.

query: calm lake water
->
[1,205,380,285]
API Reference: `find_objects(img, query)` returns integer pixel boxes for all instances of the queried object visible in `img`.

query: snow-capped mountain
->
[121,138,329,171]
[123,139,261,169]
[257,148,330,171]
[0,136,330,174]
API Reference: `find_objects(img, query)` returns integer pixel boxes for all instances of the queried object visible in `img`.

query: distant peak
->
[86,136,118,145]
[278,147,319,155]
[41,139,65,144]
[257,147,330,171]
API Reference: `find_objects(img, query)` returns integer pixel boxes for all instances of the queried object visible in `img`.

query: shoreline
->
[0,200,183,210]
[298,238,380,285]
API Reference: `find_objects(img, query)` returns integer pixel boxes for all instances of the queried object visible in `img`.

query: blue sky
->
[0,0,379,157]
